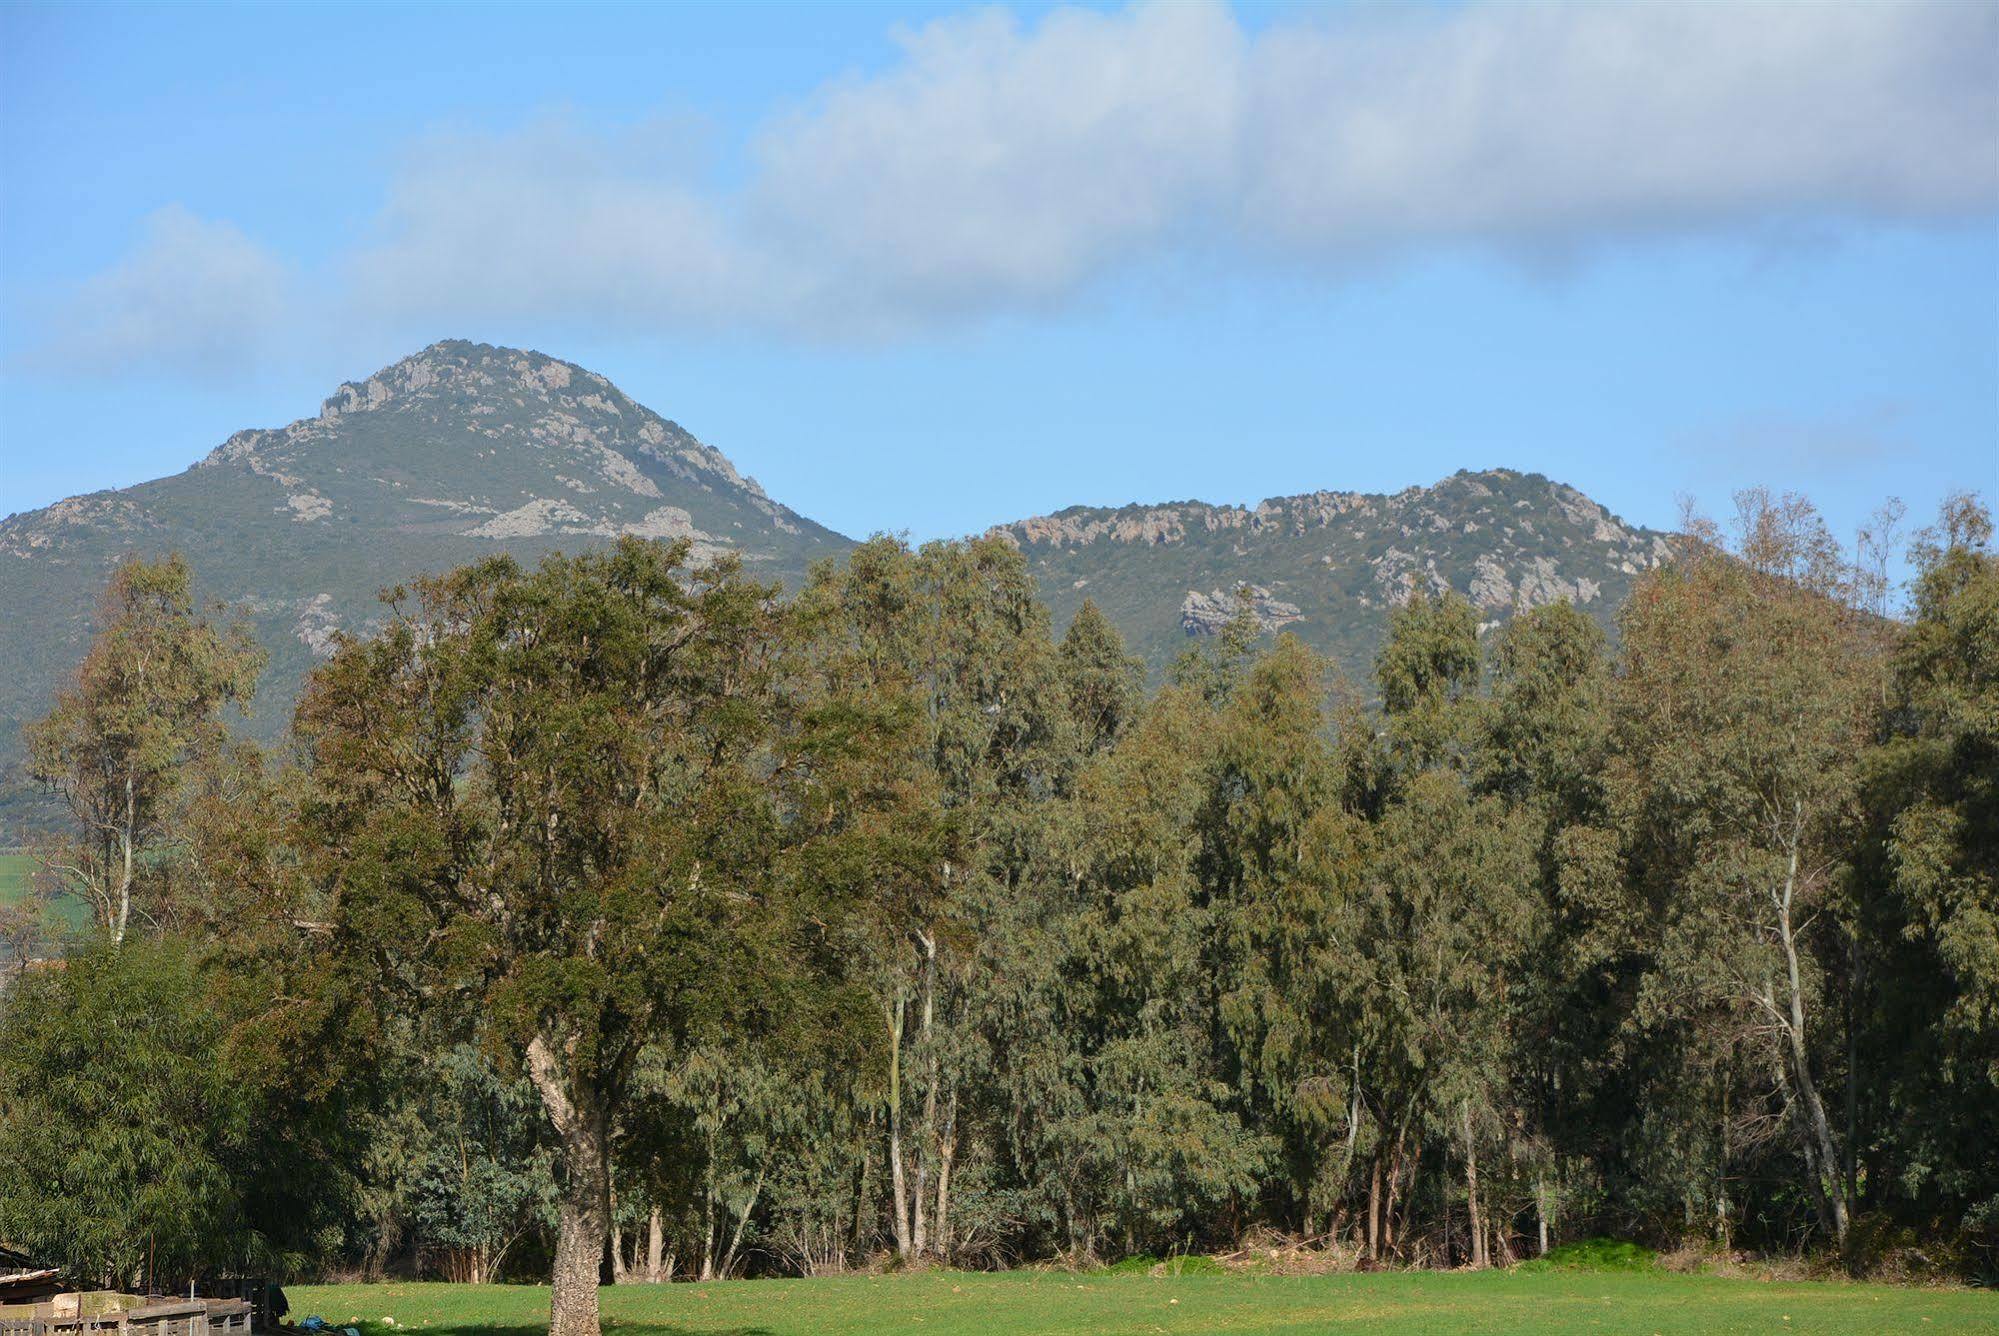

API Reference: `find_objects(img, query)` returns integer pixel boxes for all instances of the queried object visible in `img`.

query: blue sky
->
[2,0,1994,551]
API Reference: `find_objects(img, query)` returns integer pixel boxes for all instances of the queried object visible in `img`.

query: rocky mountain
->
[1,340,1676,826]
[0,340,852,805]
[991,468,1676,684]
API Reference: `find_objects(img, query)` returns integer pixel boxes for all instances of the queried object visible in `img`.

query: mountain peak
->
[316,340,599,424]
[0,345,853,789]
[191,340,787,509]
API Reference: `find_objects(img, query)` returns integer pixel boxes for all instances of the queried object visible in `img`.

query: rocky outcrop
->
[996,468,1677,680]
[1181,585,1304,636]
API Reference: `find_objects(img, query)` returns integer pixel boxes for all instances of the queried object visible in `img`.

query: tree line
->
[0,488,1991,1335]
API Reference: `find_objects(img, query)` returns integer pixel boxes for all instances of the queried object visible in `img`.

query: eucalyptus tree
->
[1051,680,1268,1256]
[794,533,1072,1262]
[1478,601,1615,1252]
[295,537,805,1336]
[1610,498,1883,1248]
[1863,494,1998,1247]
[1197,636,1368,1236]
[398,1044,558,1283]
[1059,599,1147,759]
[1374,589,1482,776]
[26,553,263,943]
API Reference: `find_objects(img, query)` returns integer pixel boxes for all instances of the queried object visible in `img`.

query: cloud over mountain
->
[48,0,1999,369]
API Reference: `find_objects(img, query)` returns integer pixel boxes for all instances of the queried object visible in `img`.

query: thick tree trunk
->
[551,1184,607,1336]
[645,1206,667,1283]
[528,1035,609,1336]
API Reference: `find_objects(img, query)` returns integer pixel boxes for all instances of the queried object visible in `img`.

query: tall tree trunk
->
[1844,932,1860,1209]
[528,1035,609,1336]
[913,930,936,1260]
[609,1187,629,1285]
[1536,1175,1550,1256]
[1366,1151,1383,1263]
[1380,1093,1417,1260]
[933,1086,957,1263]
[113,771,135,945]
[886,993,912,1258]
[1463,1102,1485,1270]
[856,1126,876,1262]
[699,1119,718,1281]
[645,1206,667,1283]
[718,1167,765,1279]
[1775,810,1849,1247]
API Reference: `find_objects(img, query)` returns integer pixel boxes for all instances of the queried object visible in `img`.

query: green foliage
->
[1514,1238,1657,1273]
[1059,599,1146,757]
[1377,589,1482,772]
[10,486,1997,1303]
[24,553,264,942]
[389,1044,558,1282]
[1858,493,1999,1252]
[0,935,328,1282]
[1094,1252,1223,1275]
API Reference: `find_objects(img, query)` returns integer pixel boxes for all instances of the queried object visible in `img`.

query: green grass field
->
[289,1269,1997,1336]
[0,851,38,904]
[0,849,90,933]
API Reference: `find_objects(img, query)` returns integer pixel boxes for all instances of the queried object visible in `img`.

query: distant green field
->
[289,1269,1998,1336]
[0,851,40,907]
[0,849,90,933]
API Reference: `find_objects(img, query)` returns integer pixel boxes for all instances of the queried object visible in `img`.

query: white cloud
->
[42,0,1999,368]
[347,116,787,332]
[750,0,1244,326]
[1242,2,1999,252]
[46,205,292,376]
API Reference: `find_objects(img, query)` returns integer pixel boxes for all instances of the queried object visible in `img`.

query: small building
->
[0,1250,63,1307]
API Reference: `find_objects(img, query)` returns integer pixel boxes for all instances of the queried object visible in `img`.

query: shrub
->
[1515,1239,1657,1273]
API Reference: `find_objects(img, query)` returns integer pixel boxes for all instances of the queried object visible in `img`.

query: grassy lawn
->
[289,1269,1997,1336]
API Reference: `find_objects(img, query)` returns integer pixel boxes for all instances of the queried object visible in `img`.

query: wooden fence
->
[0,1297,251,1336]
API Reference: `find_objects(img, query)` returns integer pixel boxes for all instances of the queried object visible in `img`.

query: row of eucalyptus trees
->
[1,489,1991,1334]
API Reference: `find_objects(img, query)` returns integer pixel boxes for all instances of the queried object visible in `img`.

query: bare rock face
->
[1181,585,1305,636]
